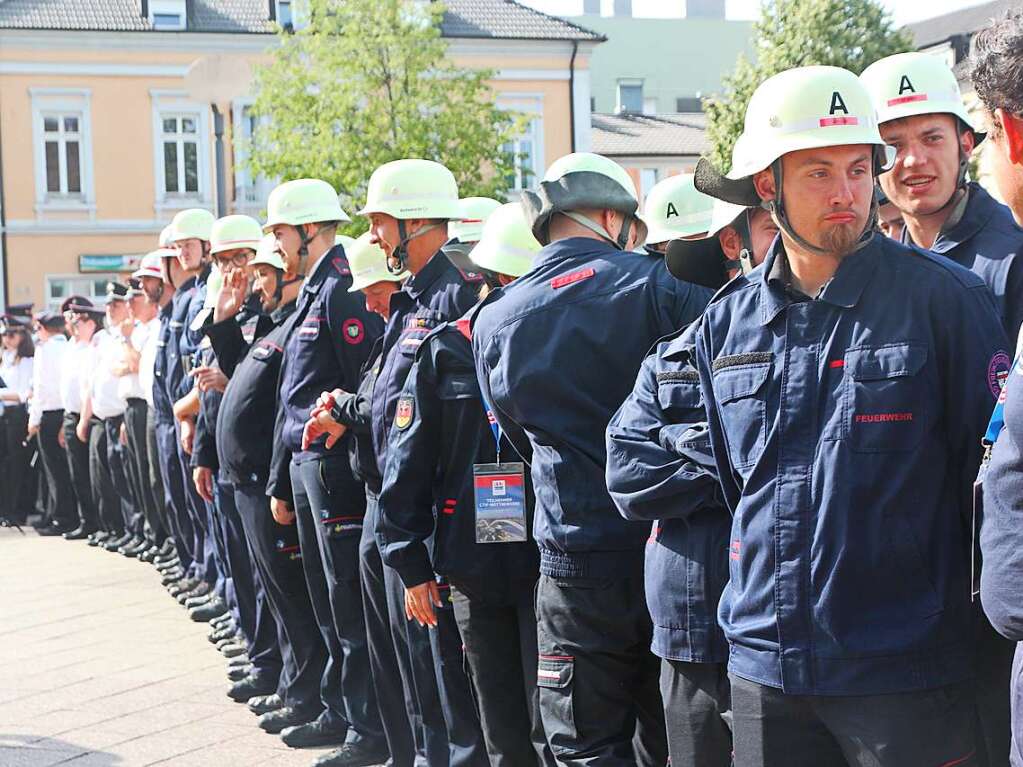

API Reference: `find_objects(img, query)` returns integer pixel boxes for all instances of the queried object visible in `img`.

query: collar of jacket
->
[402,248,450,301]
[301,244,344,298]
[930,183,996,255]
[533,236,622,270]
[270,298,297,325]
[757,235,880,325]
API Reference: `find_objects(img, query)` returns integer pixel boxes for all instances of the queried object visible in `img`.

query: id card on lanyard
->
[473,399,527,544]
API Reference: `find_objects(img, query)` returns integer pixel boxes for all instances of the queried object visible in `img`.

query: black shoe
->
[87,531,110,547]
[247,693,283,715]
[220,642,248,659]
[185,592,213,609]
[167,578,199,597]
[121,538,150,557]
[64,525,95,540]
[103,532,129,551]
[139,546,159,563]
[190,598,228,623]
[177,582,210,604]
[209,625,237,644]
[159,539,176,556]
[210,613,233,629]
[280,718,349,749]
[155,559,181,574]
[227,664,253,682]
[37,523,67,537]
[257,706,320,734]
[228,674,277,703]
[161,569,185,586]
[154,550,179,564]
[311,741,391,767]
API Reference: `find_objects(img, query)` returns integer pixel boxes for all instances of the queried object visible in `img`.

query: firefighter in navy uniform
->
[264,179,388,767]
[358,158,488,767]
[471,151,711,766]
[641,172,714,256]
[861,51,1023,767]
[368,204,553,766]
[691,65,1006,766]
[301,232,423,767]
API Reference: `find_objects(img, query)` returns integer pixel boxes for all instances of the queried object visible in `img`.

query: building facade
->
[0,0,601,310]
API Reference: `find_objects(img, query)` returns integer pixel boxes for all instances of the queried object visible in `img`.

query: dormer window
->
[150,0,186,30]
[276,0,293,29]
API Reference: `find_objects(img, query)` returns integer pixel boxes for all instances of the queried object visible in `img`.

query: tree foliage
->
[245,0,523,234]
[704,0,914,171]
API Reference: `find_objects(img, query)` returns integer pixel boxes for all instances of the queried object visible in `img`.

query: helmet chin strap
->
[561,210,635,250]
[387,220,446,275]
[732,209,756,276]
[763,157,878,261]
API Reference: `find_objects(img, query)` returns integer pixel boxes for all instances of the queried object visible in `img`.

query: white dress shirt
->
[0,350,33,406]
[60,338,92,415]
[89,330,127,420]
[138,317,161,409]
[117,320,147,402]
[28,335,68,426]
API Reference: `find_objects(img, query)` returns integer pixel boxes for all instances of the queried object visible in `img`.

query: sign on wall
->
[78,254,144,273]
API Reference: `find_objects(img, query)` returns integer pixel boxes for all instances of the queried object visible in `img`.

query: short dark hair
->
[970,9,1023,119]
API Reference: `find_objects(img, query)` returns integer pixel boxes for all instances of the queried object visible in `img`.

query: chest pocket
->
[298,315,322,342]
[713,358,771,469]
[251,341,282,364]
[437,368,478,401]
[656,371,702,415]
[844,343,927,452]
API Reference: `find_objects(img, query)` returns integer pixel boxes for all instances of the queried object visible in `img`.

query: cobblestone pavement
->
[0,527,344,767]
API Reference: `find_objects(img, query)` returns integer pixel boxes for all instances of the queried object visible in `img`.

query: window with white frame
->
[30,88,94,210]
[276,0,293,27]
[232,105,276,212]
[160,115,200,195]
[150,0,186,30]
[151,90,210,212]
[46,276,116,311]
[617,81,644,114]
[498,95,544,195]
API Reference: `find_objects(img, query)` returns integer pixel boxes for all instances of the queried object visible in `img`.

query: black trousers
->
[451,575,554,767]
[730,674,978,767]
[37,410,76,529]
[88,417,122,534]
[974,608,1013,767]
[360,494,418,767]
[660,659,732,767]
[1,405,31,523]
[123,399,163,544]
[234,481,327,712]
[144,409,168,543]
[63,411,98,531]
[536,572,667,766]
[155,421,195,572]
[103,415,139,534]
[216,479,282,682]
[291,456,384,748]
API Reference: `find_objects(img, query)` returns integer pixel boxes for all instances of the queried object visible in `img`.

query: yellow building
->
[0,0,602,310]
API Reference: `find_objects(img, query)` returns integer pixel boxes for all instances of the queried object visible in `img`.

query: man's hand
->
[193,466,215,502]
[192,365,228,393]
[119,422,128,446]
[302,410,348,451]
[57,428,66,449]
[26,424,39,441]
[270,497,296,526]
[180,417,195,455]
[405,580,443,628]
[214,268,248,323]
[75,419,89,444]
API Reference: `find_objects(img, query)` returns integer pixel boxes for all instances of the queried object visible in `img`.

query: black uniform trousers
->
[215,478,282,683]
[451,575,555,767]
[174,420,209,583]
[63,411,98,531]
[729,674,978,767]
[144,409,169,543]
[234,480,326,712]
[1,404,31,523]
[88,417,122,534]
[660,659,732,767]
[37,409,76,529]
[360,494,418,767]
[535,572,667,766]
[290,456,386,749]
[123,399,164,544]
[103,415,139,535]
[156,421,196,573]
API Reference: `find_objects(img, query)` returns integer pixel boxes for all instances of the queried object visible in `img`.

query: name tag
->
[473,462,527,544]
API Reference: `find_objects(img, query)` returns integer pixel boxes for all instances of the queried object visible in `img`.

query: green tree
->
[246,0,523,234]
[704,0,913,171]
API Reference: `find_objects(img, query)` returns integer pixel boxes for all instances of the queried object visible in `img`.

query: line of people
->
[10,30,1023,767]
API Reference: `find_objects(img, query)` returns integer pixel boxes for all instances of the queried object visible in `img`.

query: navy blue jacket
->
[696,233,1007,695]
[606,323,729,663]
[175,265,210,401]
[151,301,176,425]
[906,182,1023,342]
[377,318,539,589]
[471,237,712,579]
[331,338,383,495]
[163,275,198,412]
[209,301,298,488]
[370,251,481,477]
[268,246,382,502]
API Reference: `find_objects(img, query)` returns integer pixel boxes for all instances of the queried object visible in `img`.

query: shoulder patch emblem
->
[988,350,1011,399]
[342,318,364,345]
[395,396,414,430]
